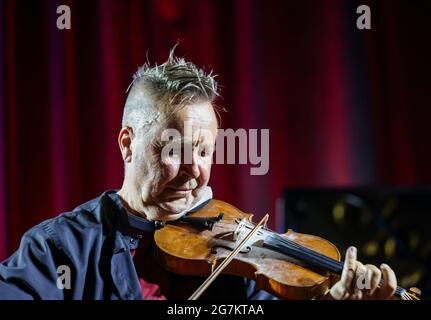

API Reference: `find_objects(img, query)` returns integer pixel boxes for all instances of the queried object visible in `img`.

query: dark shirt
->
[0,190,277,300]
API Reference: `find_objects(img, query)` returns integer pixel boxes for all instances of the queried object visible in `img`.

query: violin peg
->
[408,287,421,297]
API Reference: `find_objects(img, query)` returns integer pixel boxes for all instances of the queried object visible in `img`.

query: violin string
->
[218,218,407,298]
[281,234,402,296]
[237,220,342,269]
[276,235,407,296]
[188,214,269,300]
[267,232,405,297]
[269,233,344,271]
[239,220,343,271]
[239,221,405,297]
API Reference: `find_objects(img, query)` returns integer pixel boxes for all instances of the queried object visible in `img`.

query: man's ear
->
[118,127,133,162]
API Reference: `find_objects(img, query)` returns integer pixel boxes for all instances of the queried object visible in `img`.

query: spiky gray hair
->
[121,49,219,134]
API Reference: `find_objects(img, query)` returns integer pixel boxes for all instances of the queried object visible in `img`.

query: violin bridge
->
[233,218,247,241]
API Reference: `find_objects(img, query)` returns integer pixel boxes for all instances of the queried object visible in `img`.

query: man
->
[0,52,397,300]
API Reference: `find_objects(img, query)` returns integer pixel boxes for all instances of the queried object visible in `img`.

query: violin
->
[153,199,420,300]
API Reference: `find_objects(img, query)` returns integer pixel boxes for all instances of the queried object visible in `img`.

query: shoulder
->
[0,191,124,299]
[41,192,108,232]
[17,190,121,259]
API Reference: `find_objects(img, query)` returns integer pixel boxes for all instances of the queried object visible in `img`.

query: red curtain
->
[1,0,431,259]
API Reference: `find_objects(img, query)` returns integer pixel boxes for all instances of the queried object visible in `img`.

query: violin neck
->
[263,234,410,300]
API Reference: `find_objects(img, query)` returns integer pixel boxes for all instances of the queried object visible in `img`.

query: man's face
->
[127,101,217,220]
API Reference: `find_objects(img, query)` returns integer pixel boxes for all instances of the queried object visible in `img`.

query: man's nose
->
[179,153,200,179]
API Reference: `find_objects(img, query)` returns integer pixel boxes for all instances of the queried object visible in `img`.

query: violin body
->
[154,199,341,300]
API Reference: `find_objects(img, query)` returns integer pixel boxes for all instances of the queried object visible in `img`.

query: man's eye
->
[168,148,181,157]
[200,148,213,157]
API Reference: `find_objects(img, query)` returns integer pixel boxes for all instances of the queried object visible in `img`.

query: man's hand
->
[329,246,397,300]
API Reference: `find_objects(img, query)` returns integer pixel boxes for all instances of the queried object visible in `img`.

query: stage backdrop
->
[1,0,431,259]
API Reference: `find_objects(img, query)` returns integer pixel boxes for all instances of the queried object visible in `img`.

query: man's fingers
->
[341,246,357,290]
[350,263,366,299]
[354,263,367,291]
[377,264,397,299]
[330,283,349,300]
[362,267,373,296]
[350,288,363,300]
[365,264,381,296]
[332,247,398,300]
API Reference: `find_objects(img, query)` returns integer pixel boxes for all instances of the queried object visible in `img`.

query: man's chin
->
[155,197,194,220]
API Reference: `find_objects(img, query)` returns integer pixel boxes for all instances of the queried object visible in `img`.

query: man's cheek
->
[139,182,152,202]
[159,163,180,186]
[200,164,212,183]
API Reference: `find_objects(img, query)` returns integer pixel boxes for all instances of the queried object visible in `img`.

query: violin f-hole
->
[210,245,252,254]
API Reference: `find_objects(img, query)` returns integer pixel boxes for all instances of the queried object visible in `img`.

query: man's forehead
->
[158,102,218,132]
[171,102,217,124]
[157,135,213,146]
[140,101,218,145]
[158,122,216,142]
